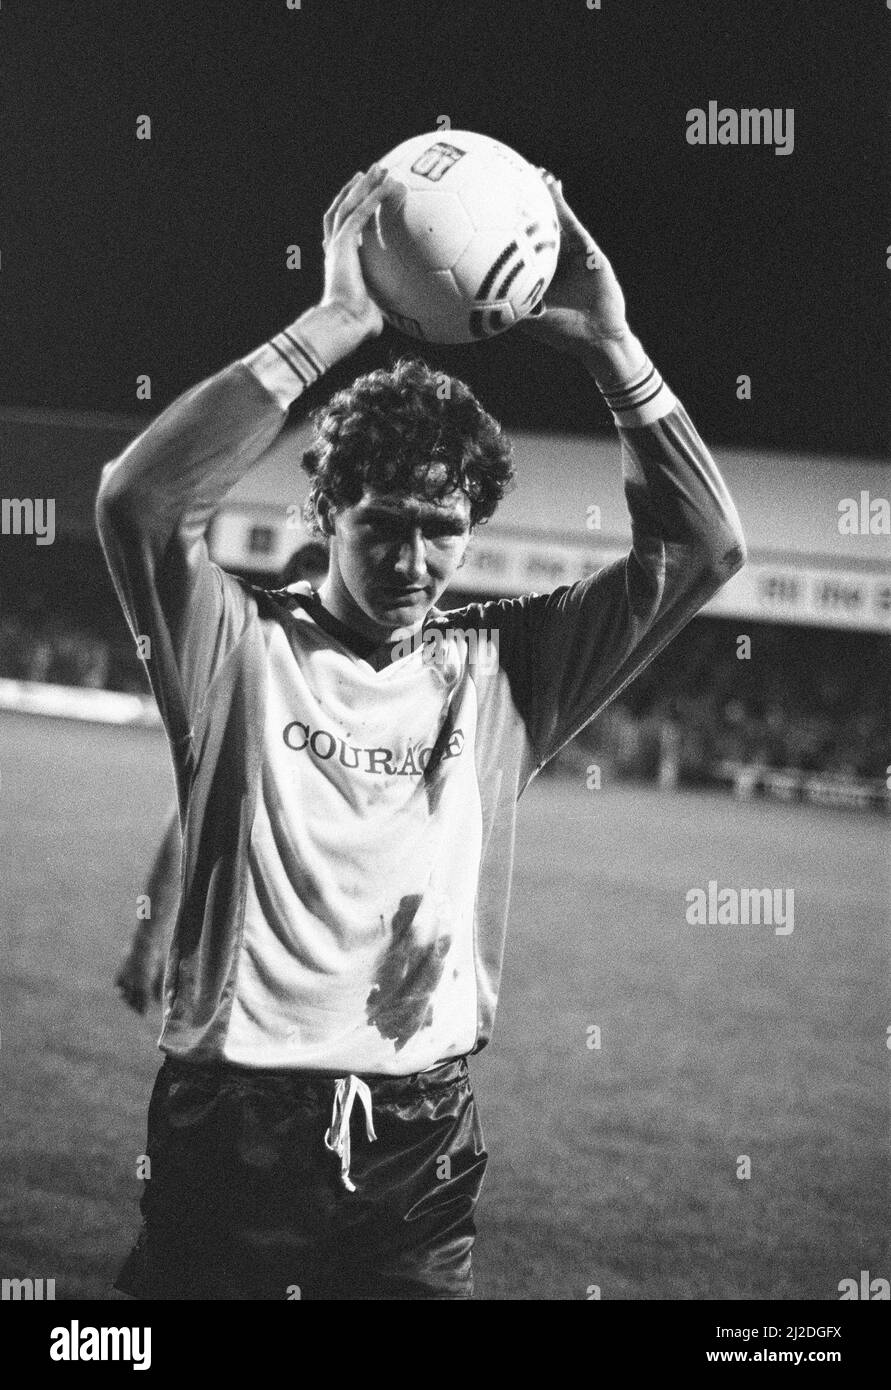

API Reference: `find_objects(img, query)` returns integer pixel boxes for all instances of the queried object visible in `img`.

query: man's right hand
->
[317,165,401,348]
[115,932,165,1015]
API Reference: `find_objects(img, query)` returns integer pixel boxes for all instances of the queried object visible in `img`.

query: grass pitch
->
[0,712,887,1299]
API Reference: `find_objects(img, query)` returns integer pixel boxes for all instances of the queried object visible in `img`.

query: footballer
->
[96,164,746,1299]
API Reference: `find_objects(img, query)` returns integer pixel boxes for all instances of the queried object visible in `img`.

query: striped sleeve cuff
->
[600,357,677,428]
[242,325,328,411]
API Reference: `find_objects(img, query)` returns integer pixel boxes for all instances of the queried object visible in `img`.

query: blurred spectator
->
[280,540,328,588]
[656,702,682,790]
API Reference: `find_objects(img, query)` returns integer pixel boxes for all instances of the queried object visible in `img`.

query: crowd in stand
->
[579,620,889,787]
[0,610,112,689]
[585,689,887,786]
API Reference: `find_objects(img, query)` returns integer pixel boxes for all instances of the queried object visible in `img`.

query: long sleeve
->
[489,398,747,775]
[94,307,353,760]
[95,362,289,756]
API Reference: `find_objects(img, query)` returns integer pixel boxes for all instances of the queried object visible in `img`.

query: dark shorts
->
[115,1054,488,1301]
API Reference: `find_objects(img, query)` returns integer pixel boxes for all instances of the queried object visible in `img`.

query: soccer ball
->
[358,130,561,344]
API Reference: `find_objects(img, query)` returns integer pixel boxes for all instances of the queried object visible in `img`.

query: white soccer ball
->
[358,130,561,344]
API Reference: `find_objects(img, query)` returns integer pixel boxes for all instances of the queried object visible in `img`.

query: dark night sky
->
[1,0,888,456]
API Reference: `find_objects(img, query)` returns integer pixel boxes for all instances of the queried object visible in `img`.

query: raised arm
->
[95,167,398,765]
[493,174,746,773]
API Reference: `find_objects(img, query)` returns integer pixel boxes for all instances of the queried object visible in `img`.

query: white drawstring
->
[324,1074,377,1192]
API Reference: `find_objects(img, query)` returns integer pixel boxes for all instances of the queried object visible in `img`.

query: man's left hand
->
[520,173,630,356]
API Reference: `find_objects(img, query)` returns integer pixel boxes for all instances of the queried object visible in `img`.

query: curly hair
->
[300,357,515,536]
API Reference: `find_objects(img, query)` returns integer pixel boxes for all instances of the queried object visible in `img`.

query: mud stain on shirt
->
[365,893,452,1051]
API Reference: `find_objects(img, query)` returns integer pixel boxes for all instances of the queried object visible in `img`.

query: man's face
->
[322,472,473,636]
